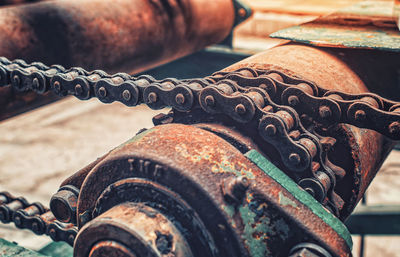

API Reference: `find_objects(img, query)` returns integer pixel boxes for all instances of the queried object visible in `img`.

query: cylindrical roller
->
[0,0,236,121]
[72,124,351,257]
[0,0,235,73]
[75,202,193,257]
[223,43,395,219]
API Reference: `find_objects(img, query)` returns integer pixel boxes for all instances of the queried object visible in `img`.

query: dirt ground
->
[0,97,399,256]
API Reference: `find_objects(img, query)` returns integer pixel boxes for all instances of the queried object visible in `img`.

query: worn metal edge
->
[244,149,353,249]
[270,25,400,52]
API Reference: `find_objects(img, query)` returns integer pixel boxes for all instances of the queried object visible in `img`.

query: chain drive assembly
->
[0,191,77,246]
[0,56,399,242]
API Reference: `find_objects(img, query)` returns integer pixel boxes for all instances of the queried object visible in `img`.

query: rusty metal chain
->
[1,56,399,221]
[0,191,77,246]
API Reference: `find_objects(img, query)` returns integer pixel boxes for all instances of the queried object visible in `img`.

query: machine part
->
[68,124,351,257]
[0,43,399,217]
[289,243,333,257]
[50,185,80,224]
[1,57,349,213]
[0,0,236,74]
[0,192,77,246]
[0,42,397,255]
[0,0,250,121]
[222,43,395,218]
[271,1,400,52]
[75,202,194,257]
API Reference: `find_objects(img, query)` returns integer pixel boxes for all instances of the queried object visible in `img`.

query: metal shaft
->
[0,0,235,73]
[0,0,235,120]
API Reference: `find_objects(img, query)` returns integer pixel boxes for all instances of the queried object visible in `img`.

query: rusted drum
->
[0,0,235,73]
[223,43,394,219]
[0,0,236,120]
[75,202,193,257]
[71,124,351,257]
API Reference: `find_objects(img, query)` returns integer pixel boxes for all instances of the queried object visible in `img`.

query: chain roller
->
[1,56,399,228]
[0,191,77,246]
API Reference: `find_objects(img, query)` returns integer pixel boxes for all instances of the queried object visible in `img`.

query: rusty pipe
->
[223,43,395,219]
[0,0,235,73]
[0,0,44,7]
[0,0,236,121]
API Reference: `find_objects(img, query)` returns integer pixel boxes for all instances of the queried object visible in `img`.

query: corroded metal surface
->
[271,1,400,52]
[75,202,193,257]
[0,0,239,120]
[70,124,351,257]
[0,0,235,74]
[223,43,395,218]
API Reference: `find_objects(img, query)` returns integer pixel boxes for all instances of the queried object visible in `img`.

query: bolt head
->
[204,95,215,107]
[49,228,57,238]
[175,93,185,105]
[122,90,131,101]
[98,87,107,98]
[265,124,277,136]
[147,92,158,103]
[32,78,40,90]
[235,104,246,115]
[305,188,315,197]
[238,8,247,17]
[389,121,400,135]
[236,176,250,189]
[354,110,366,121]
[288,95,299,106]
[319,106,332,119]
[289,153,301,165]
[68,234,75,244]
[31,222,39,232]
[53,81,61,92]
[75,84,83,95]
[14,216,21,225]
[12,75,21,87]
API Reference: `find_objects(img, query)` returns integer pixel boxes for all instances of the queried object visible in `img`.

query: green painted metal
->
[0,239,73,257]
[270,1,400,52]
[244,149,353,250]
[37,242,72,257]
[345,205,400,235]
[0,239,46,257]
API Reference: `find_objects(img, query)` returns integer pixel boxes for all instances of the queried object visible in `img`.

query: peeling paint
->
[278,191,298,208]
[271,1,400,52]
[175,144,256,178]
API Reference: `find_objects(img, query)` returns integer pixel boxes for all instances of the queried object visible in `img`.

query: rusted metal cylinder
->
[0,0,235,73]
[72,124,351,257]
[75,202,193,257]
[0,0,235,121]
[0,0,44,7]
[223,43,395,219]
